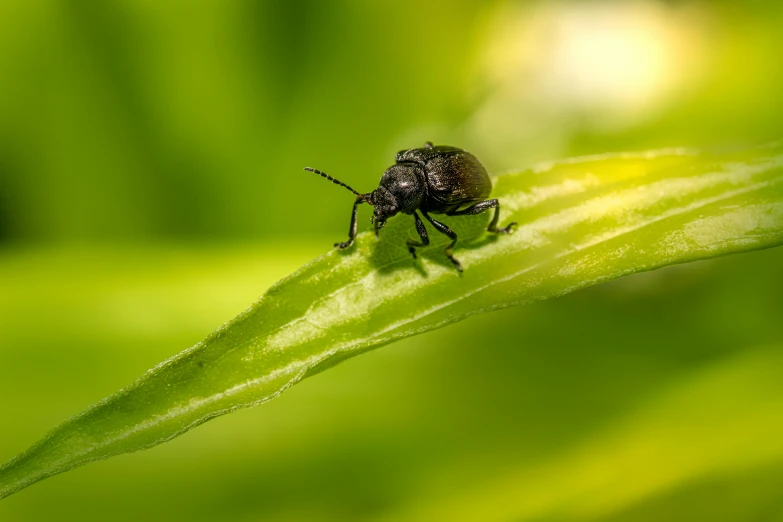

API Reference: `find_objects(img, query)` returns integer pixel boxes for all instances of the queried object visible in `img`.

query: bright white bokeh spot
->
[466,0,710,166]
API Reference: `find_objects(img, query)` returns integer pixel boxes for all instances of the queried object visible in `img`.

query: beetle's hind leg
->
[406,211,429,259]
[423,212,462,272]
[447,199,517,234]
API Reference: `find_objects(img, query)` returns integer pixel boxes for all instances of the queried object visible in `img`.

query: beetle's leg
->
[423,212,462,272]
[487,201,517,234]
[335,196,365,249]
[424,141,434,149]
[406,211,430,259]
[447,199,517,234]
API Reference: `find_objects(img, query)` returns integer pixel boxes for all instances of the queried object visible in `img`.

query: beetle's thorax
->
[378,163,426,215]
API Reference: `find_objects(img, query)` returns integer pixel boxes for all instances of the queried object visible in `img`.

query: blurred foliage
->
[1,0,783,243]
[1,0,782,520]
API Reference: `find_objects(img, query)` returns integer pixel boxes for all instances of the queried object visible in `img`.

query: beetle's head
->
[369,186,399,236]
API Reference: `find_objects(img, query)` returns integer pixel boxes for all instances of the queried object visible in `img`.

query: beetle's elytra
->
[305,142,516,272]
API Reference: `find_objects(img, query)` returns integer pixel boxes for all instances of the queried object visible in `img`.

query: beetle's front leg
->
[335,196,365,249]
[406,211,429,259]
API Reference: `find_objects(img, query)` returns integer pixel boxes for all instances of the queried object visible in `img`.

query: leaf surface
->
[2,144,783,499]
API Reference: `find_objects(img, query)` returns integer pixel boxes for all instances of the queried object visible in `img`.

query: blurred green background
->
[1,1,782,520]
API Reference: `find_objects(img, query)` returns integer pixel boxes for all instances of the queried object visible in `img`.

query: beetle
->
[305,142,516,272]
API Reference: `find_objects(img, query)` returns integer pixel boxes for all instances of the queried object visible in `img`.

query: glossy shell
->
[395,145,492,214]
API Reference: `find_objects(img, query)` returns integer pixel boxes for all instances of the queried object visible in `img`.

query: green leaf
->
[2,144,783,500]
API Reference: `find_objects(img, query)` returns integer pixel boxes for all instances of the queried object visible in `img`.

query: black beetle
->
[305,142,516,271]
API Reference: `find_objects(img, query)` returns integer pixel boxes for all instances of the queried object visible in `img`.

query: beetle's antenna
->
[304,167,367,201]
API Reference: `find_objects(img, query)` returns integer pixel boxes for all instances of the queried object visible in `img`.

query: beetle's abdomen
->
[423,151,492,213]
